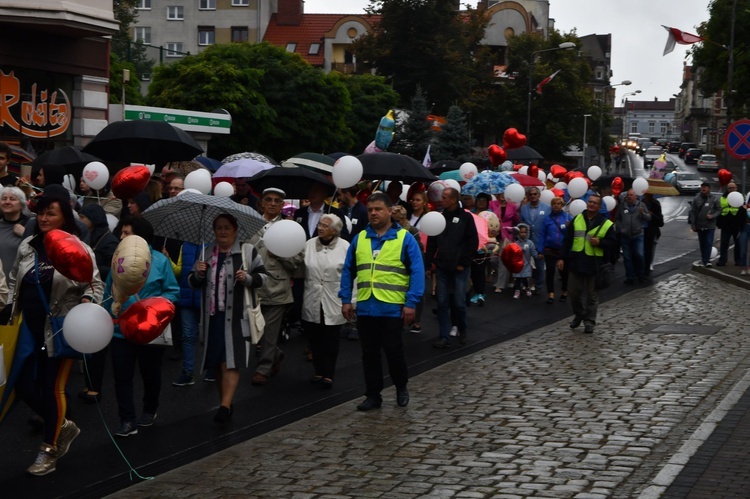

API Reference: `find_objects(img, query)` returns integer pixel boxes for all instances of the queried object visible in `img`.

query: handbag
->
[241,243,265,344]
[148,323,173,346]
[35,255,87,360]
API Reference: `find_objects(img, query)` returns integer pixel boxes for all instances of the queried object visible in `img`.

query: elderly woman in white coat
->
[302,213,349,389]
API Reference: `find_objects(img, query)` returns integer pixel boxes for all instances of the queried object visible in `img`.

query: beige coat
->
[249,215,303,305]
[302,236,349,326]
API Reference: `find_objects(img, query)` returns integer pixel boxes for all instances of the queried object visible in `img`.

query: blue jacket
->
[519,202,551,248]
[105,247,180,340]
[538,210,573,253]
[178,243,203,308]
[339,223,425,318]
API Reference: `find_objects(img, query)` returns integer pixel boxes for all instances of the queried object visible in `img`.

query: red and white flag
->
[422,144,432,168]
[535,69,560,95]
[663,26,704,55]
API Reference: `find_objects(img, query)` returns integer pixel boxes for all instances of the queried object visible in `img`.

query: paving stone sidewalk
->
[109,272,750,498]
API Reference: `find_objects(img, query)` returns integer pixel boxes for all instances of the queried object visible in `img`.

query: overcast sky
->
[304,0,713,105]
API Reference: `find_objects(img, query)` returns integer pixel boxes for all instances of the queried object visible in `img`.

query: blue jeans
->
[698,229,715,265]
[180,306,200,375]
[739,224,750,267]
[532,257,545,290]
[436,267,470,341]
[620,234,645,280]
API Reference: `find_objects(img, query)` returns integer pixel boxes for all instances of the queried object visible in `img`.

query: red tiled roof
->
[263,13,380,66]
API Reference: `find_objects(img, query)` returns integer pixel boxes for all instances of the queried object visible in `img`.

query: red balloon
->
[551,188,565,198]
[488,144,507,167]
[118,297,176,345]
[550,164,567,178]
[513,163,524,172]
[44,229,94,283]
[718,168,732,186]
[611,177,624,198]
[407,182,425,202]
[112,165,151,200]
[563,170,584,184]
[356,188,372,205]
[503,128,527,150]
[528,165,539,179]
[500,243,524,274]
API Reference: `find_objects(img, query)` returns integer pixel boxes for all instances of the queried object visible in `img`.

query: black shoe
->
[396,387,409,407]
[458,330,467,346]
[569,318,582,329]
[78,390,101,403]
[583,325,595,334]
[213,405,232,425]
[433,338,452,349]
[624,279,634,285]
[356,397,382,411]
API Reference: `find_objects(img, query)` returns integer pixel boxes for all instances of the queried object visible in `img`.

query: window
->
[594,66,605,80]
[231,27,249,43]
[167,6,184,20]
[198,27,215,46]
[660,122,668,135]
[630,121,639,134]
[285,43,297,53]
[648,121,656,134]
[134,27,151,45]
[136,0,151,9]
[232,0,249,5]
[309,43,320,55]
[199,0,216,9]
[166,43,184,57]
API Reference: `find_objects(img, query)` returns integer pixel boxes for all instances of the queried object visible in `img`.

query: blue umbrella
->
[438,170,463,181]
[195,156,222,171]
[461,171,518,196]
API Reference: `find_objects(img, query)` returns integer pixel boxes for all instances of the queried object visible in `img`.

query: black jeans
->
[357,316,408,400]
[111,337,164,423]
[470,257,488,295]
[719,228,740,265]
[303,319,342,380]
[544,254,568,295]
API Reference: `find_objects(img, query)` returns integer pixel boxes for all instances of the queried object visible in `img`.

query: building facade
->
[673,64,727,153]
[620,98,678,142]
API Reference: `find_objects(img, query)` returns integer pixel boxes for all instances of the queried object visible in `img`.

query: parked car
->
[696,154,719,171]
[636,140,653,156]
[664,158,677,173]
[684,148,704,164]
[655,138,668,148]
[644,146,664,167]
[667,141,681,153]
[679,142,697,158]
[669,171,703,194]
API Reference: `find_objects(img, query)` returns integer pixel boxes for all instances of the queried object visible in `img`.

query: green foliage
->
[331,72,400,154]
[391,86,433,159]
[433,105,473,162]
[353,0,490,115]
[111,0,152,98]
[109,53,146,105]
[146,43,354,161]
[692,0,750,117]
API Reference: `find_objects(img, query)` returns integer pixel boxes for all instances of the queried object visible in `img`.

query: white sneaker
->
[449,326,458,337]
[741,270,748,276]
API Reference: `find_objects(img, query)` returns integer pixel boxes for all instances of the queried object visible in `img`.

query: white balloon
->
[213,181,234,197]
[263,220,306,258]
[344,215,353,234]
[504,183,526,204]
[547,173,555,181]
[184,169,212,195]
[500,160,514,171]
[106,214,119,232]
[539,189,555,205]
[727,191,744,208]
[568,177,589,199]
[587,165,602,181]
[710,246,719,260]
[399,183,410,202]
[459,162,478,181]
[82,161,109,191]
[444,179,461,193]
[554,182,568,191]
[332,155,363,189]
[419,211,446,236]
[632,177,648,196]
[133,163,156,176]
[602,195,617,212]
[62,174,76,194]
[538,170,547,183]
[179,188,202,196]
[63,303,114,354]
[518,165,529,176]
[569,199,587,216]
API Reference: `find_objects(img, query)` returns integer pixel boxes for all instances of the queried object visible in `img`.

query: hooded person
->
[23,184,90,244]
[78,204,120,279]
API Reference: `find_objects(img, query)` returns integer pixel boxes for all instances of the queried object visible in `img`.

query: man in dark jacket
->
[426,187,478,348]
[717,182,744,266]
[559,194,617,334]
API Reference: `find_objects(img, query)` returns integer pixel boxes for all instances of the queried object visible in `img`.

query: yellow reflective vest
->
[571,215,613,257]
[355,229,409,304]
[720,196,739,216]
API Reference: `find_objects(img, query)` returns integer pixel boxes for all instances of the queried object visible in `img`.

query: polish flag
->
[535,69,560,95]
[663,26,704,55]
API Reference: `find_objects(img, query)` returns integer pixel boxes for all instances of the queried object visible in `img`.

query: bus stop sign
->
[725,119,750,160]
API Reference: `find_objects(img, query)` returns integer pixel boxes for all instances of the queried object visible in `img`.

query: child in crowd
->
[512,223,539,299]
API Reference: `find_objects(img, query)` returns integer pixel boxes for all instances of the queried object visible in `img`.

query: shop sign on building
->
[0,69,71,139]
[124,105,231,135]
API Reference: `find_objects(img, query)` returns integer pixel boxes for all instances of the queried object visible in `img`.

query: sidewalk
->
[108,269,750,498]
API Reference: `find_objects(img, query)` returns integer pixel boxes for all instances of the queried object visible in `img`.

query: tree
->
[111,0,153,94]
[391,86,433,160]
[332,72,400,154]
[432,105,473,162]
[692,0,750,117]
[109,53,146,105]
[353,0,490,115]
[147,43,354,161]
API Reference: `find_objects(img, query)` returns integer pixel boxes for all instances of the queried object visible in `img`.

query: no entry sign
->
[725,119,750,160]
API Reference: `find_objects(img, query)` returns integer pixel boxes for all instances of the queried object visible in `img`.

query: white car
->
[697,154,719,171]
[644,146,663,167]
[669,171,703,194]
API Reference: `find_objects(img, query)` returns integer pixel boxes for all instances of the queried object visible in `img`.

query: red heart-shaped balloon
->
[513,163,524,172]
[112,165,152,200]
[550,164,567,178]
[503,128,527,150]
[718,168,732,186]
[118,297,176,345]
[611,177,624,198]
[551,188,565,198]
[563,170,584,184]
[500,242,524,274]
[44,229,94,283]
[528,165,539,179]
[488,144,507,167]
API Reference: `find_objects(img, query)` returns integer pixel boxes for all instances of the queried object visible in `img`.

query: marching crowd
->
[3,139,750,478]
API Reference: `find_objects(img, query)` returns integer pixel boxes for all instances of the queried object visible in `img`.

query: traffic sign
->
[724,119,750,160]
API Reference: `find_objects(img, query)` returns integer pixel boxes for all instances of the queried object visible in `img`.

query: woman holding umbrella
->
[189,214,268,425]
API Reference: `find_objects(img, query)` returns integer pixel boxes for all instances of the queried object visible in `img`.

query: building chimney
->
[278,0,304,26]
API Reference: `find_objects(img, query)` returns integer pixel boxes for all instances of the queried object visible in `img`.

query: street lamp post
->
[583,114,592,168]
[526,41,576,143]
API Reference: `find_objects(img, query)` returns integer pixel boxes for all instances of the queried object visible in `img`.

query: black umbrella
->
[249,166,335,199]
[357,152,438,183]
[505,145,544,162]
[82,120,204,165]
[429,159,461,175]
[32,146,100,178]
